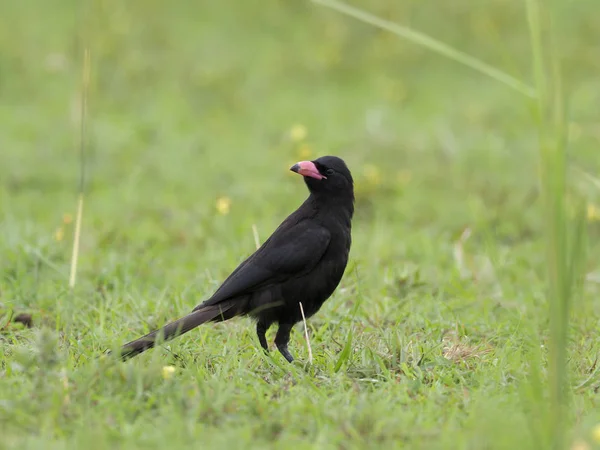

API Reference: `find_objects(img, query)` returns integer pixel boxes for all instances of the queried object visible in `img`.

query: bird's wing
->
[201,220,331,306]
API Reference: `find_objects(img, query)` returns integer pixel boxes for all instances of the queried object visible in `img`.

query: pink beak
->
[290,161,326,180]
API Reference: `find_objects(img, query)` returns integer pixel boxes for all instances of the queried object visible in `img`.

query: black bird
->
[115,155,354,363]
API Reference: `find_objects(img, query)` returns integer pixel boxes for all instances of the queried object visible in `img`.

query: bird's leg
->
[274,323,294,363]
[256,321,270,352]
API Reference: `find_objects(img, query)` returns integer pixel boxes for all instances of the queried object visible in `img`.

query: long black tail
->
[114,302,237,360]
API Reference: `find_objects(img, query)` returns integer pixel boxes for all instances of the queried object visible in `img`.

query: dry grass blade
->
[442,338,492,364]
[69,48,91,288]
[299,302,313,364]
[252,224,260,250]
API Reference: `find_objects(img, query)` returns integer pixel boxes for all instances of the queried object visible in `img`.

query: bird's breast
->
[289,232,350,318]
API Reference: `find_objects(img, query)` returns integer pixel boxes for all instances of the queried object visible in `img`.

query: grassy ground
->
[1,0,600,448]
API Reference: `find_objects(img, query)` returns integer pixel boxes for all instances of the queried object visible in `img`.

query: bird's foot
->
[275,323,294,363]
[277,344,294,363]
[257,321,270,352]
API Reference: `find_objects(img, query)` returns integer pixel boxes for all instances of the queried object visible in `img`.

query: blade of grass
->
[69,48,91,289]
[252,224,260,250]
[525,0,586,448]
[312,0,537,98]
[333,327,353,373]
[299,302,313,364]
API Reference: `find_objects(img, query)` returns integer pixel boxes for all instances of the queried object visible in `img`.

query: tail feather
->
[114,302,236,360]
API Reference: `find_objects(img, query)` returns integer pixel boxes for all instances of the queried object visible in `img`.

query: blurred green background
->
[1,1,599,449]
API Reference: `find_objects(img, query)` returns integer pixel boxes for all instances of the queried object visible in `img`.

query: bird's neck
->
[308,192,354,225]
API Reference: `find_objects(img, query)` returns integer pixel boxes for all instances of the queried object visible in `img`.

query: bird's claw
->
[277,345,294,363]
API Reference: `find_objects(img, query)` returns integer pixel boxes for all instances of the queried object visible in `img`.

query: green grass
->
[2,0,600,448]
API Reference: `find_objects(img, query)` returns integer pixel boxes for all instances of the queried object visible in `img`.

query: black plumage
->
[115,155,354,362]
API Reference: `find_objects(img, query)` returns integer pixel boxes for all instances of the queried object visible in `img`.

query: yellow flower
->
[588,203,600,222]
[364,164,382,186]
[290,124,307,142]
[63,213,73,224]
[216,196,232,215]
[297,143,313,160]
[54,227,64,241]
[162,365,176,380]
[592,423,600,443]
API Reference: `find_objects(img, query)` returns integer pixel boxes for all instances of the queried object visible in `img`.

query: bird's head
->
[290,156,354,198]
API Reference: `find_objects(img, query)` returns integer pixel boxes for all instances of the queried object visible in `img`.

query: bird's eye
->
[325,168,334,176]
